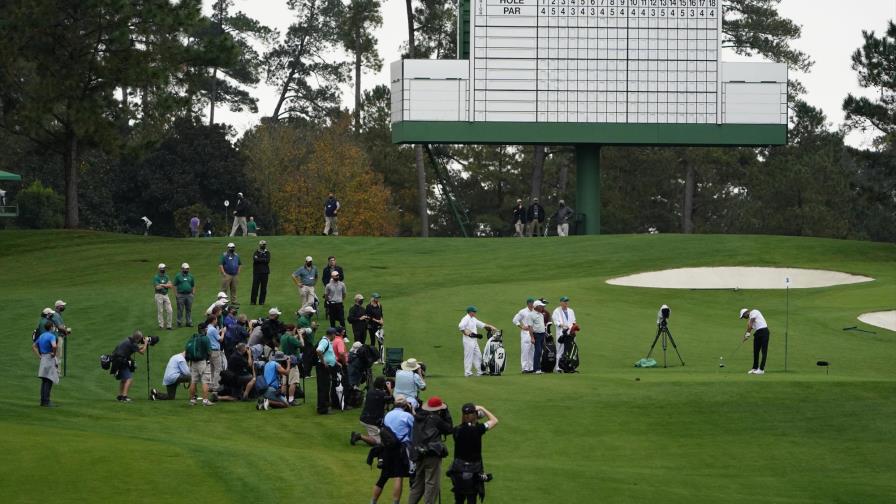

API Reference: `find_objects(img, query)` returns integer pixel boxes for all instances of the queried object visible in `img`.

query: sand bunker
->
[607,267,874,290]
[858,311,896,332]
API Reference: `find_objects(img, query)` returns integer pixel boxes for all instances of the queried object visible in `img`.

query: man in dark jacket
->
[526,198,545,237]
[321,256,345,285]
[230,192,250,237]
[511,199,527,237]
[408,396,454,504]
[323,192,340,236]
[365,293,384,360]
[348,294,369,345]
[553,200,575,237]
[251,240,271,305]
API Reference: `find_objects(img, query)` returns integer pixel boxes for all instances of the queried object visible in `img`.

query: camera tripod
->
[646,323,685,368]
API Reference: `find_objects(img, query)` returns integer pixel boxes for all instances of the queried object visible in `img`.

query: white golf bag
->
[480,329,506,376]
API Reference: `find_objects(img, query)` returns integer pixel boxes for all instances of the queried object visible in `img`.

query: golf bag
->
[331,364,346,411]
[558,336,580,373]
[540,334,557,372]
[374,328,385,361]
[480,329,506,376]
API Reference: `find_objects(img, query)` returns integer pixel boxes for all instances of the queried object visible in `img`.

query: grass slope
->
[1,231,895,503]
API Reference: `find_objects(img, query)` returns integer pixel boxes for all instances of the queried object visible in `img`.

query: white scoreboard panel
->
[471,0,722,124]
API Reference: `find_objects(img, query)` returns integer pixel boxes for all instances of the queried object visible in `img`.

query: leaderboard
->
[471,0,722,124]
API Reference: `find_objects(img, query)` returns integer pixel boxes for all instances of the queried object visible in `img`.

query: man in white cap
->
[740,308,771,375]
[229,192,249,236]
[292,256,318,308]
[207,291,229,315]
[51,300,70,336]
[219,242,241,304]
[347,293,369,345]
[551,296,576,371]
[458,306,497,377]
[325,269,347,328]
[394,358,426,400]
[250,240,271,305]
[527,300,548,373]
[512,297,536,373]
[174,263,196,327]
[153,264,174,330]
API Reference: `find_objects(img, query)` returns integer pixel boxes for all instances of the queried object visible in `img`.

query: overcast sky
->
[211,0,896,149]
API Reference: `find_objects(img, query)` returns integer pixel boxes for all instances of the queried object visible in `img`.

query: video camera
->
[656,305,671,328]
[144,335,161,346]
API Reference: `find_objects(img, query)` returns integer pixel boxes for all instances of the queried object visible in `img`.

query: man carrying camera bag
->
[457,306,497,377]
[408,396,454,504]
[449,403,499,504]
[110,331,149,402]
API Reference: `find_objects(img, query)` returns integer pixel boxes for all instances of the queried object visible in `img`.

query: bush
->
[16,181,64,229]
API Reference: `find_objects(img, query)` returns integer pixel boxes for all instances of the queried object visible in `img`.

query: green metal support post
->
[575,144,601,235]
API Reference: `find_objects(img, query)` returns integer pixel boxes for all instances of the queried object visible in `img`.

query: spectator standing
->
[449,404,499,504]
[323,192,340,236]
[551,296,577,371]
[150,352,191,400]
[394,358,426,400]
[251,240,271,305]
[512,297,536,373]
[458,307,497,377]
[351,376,393,446]
[51,300,69,334]
[366,293,384,359]
[111,331,148,402]
[334,327,349,366]
[528,300,548,374]
[370,395,415,504]
[219,243,241,304]
[174,263,195,328]
[325,270,347,328]
[247,216,258,236]
[32,320,59,407]
[229,192,249,237]
[205,315,225,394]
[408,397,454,504]
[203,218,214,237]
[316,328,338,414]
[292,256,318,308]
[526,198,545,237]
[553,200,574,237]
[280,327,306,405]
[189,215,200,237]
[186,324,213,406]
[152,264,174,330]
[511,199,527,237]
[348,294,369,345]
[321,256,345,284]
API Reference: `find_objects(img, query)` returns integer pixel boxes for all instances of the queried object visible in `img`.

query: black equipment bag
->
[559,336,580,373]
[540,334,557,372]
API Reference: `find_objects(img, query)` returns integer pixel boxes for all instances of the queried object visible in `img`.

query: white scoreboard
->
[472,0,722,124]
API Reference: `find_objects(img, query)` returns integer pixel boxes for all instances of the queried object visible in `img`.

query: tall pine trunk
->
[406,0,428,236]
[209,67,218,125]
[682,161,696,234]
[354,42,362,132]
[530,145,546,200]
[63,131,79,229]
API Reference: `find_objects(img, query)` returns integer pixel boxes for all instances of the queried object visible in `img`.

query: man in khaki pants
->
[153,264,173,330]
[219,243,242,304]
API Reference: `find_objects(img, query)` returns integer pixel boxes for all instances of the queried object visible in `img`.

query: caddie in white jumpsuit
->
[512,297,536,372]
[551,296,577,372]
[458,306,496,377]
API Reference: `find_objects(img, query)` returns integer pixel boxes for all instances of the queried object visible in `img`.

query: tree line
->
[0,1,893,241]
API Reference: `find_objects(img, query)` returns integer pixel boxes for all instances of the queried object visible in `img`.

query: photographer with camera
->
[217,343,256,401]
[256,351,291,410]
[205,315,225,394]
[280,325,306,405]
[32,320,59,407]
[150,352,190,400]
[449,404,499,504]
[458,306,497,377]
[408,396,454,504]
[370,394,415,504]
[351,376,393,446]
[110,330,150,403]
[394,358,426,402]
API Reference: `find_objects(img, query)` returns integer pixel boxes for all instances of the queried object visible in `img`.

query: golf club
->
[719,339,746,368]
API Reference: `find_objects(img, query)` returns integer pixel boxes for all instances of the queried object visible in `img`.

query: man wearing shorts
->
[351,376,394,446]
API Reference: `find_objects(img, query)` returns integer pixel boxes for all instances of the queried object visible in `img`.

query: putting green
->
[1,231,895,504]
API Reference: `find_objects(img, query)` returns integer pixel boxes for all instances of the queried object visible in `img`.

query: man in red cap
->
[408,396,454,504]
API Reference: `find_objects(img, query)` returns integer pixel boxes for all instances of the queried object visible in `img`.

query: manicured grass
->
[1,230,894,503]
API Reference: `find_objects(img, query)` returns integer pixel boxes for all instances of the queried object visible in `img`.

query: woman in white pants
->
[512,297,536,372]
[551,296,576,372]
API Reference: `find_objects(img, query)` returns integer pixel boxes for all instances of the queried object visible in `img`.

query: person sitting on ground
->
[217,343,256,401]
[351,376,394,447]
[394,358,426,402]
[408,396,454,504]
[151,351,191,400]
[370,394,415,504]
[257,351,291,410]
[449,404,499,504]
[279,325,306,405]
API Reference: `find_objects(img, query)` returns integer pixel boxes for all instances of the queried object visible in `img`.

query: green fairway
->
[1,231,895,503]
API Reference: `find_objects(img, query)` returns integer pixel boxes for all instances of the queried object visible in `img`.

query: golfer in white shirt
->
[512,297,536,372]
[551,296,576,372]
[740,308,770,375]
[458,306,496,377]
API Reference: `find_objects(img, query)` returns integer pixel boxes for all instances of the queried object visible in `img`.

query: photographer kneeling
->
[449,404,498,504]
[110,331,150,402]
[408,397,453,504]
[151,352,190,400]
[217,343,256,401]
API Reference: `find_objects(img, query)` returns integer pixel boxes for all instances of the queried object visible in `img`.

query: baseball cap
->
[331,270,339,277]
[305,256,313,262]
[326,327,338,335]
[237,192,243,197]
[42,308,55,316]
[299,305,316,315]
[269,307,282,316]
[526,296,535,303]
[54,300,66,308]
[739,308,749,319]
[533,300,545,308]
[559,296,570,302]
[371,292,381,299]
[354,293,364,301]
[423,396,447,412]
[259,240,267,246]
[217,291,228,299]
[181,263,190,269]
[158,263,166,269]
[462,403,477,415]
[227,242,235,248]
[466,305,478,313]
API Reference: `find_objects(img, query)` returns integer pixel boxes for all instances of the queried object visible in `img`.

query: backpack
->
[412,414,449,461]
[99,354,112,370]
[185,333,206,362]
[380,424,400,449]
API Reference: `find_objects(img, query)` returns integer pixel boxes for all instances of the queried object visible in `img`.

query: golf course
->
[2,230,895,503]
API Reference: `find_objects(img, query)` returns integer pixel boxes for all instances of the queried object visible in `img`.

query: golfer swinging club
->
[740,308,770,375]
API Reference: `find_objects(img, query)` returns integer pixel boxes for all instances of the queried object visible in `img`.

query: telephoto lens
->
[146,335,161,346]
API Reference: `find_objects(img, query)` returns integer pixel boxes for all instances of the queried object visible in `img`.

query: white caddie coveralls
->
[458,313,485,377]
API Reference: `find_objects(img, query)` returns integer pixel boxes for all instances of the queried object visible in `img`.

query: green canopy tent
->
[0,170,22,218]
